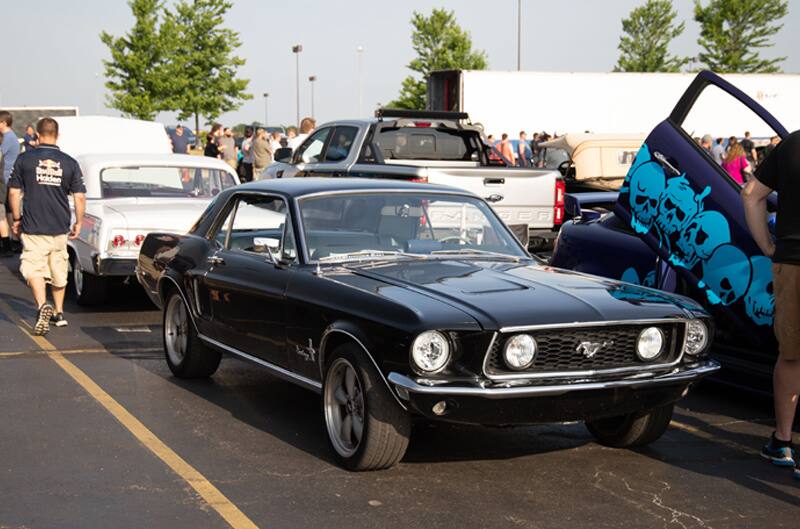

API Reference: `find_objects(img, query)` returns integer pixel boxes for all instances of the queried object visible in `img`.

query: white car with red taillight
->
[68,153,239,304]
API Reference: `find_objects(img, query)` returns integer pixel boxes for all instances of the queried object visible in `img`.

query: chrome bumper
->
[388,360,720,400]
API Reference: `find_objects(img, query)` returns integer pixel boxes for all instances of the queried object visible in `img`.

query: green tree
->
[694,0,788,73]
[100,0,170,120]
[615,0,690,72]
[391,8,487,110]
[163,0,251,138]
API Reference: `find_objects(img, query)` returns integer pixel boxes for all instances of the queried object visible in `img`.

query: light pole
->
[356,46,364,117]
[308,76,317,119]
[262,92,269,126]
[516,0,522,71]
[292,44,303,127]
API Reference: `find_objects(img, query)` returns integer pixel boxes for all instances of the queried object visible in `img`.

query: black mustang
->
[137,178,719,470]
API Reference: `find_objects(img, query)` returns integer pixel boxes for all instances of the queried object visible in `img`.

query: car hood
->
[344,259,698,330]
[100,197,212,232]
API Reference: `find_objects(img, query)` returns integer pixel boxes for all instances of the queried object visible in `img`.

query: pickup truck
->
[261,110,563,249]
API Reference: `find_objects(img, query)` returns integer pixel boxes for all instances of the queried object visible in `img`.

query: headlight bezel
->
[410,330,451,374]
[684,319,709,356]
[502,334,537,370]
[636,326,665,361]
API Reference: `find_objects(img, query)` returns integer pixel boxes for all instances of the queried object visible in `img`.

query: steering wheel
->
[558,160,573,177]
[440,235,472,245]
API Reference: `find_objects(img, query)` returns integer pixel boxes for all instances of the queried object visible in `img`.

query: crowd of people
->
[169,117,317,183]
[696,131,782,185]
[486,131,553,168]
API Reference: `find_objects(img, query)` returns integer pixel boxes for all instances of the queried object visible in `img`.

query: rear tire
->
[323,343,410,471]
[586,403,674,448]
[163,292,221,378]
[70,254,108,305]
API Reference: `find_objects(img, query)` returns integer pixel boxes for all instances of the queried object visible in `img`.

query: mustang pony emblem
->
[576,341,611,358]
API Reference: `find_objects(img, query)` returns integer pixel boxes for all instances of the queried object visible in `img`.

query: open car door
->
[614,70,789,361]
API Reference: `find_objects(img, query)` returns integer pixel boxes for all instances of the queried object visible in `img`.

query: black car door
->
[614,71,788,368]
[202,193,298,368]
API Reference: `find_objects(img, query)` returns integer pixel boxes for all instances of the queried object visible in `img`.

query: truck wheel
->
[163,292,220,378]
[70,254,108,305]
[586,403,674,448]
[323,343,410,471]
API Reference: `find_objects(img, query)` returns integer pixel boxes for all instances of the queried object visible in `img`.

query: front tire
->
[163,292,221,378]
[323,344,410,471]
[586,403,674,448]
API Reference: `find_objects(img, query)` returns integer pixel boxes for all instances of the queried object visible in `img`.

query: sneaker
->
[50,312,68,328]
[761,434,795,467]
[33,303,54,336]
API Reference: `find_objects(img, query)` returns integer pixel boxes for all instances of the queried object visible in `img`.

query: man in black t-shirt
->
[742,130,800,479]
[8,117,86,336]
[741,131,757,167]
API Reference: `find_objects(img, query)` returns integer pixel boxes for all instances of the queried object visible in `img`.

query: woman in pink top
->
[722,142,750,185]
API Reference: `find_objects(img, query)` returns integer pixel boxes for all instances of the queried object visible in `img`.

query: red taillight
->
[112,234,127,248]
[413,121,431,127]
[134,234,146,246]
[554,179,566,226]
[410,177,428,183]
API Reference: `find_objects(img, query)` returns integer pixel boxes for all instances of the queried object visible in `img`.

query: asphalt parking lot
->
[0,255,798,529]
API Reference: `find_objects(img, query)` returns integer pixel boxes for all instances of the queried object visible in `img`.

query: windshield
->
[299,192,527,262]
[100,166,237,199]
[373,127,481,162]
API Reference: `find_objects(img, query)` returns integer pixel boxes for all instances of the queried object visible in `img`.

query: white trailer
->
[428,70,800,138]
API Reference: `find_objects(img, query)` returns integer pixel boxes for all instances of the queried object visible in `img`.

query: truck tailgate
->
[426,167,557,229]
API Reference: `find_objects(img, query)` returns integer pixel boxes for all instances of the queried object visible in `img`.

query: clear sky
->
[2,0,798,127]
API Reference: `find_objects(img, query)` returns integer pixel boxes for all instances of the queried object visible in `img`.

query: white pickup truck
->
[261,110,563,248]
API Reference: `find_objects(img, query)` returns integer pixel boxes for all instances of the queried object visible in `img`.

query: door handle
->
[484,177,505,185]
[207,255,225,266]
[653,151,681,176]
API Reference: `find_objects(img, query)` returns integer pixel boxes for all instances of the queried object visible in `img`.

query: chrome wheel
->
[72,258,83,297]
[324,358,365,458]
[164,295,189,366]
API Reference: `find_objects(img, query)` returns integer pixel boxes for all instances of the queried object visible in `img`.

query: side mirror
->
[274,147,293,163]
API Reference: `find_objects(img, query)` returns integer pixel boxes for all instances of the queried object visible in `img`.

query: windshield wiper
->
[430,248,521,261]
[317,249,424,263]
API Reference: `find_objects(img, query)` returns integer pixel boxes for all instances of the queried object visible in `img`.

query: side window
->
[211,194,296,262]
[295,128,332,164]
[324,126,359,162]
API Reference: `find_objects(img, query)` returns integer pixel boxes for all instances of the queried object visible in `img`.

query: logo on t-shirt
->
[36,159,63,186]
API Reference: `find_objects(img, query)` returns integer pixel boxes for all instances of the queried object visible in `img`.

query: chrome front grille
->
[484,323,684,378]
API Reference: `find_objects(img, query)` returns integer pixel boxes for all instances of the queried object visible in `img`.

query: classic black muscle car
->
[137,178,719,470]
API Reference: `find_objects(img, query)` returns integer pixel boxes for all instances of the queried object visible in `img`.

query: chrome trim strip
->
[297,188,476,201]
[389,360,720,400]
[199,334,322,393]
[319,327,408,410]
[483,319,690,381]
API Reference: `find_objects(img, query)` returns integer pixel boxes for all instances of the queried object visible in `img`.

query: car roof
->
[233,177,474,198]
[76,152,232,170]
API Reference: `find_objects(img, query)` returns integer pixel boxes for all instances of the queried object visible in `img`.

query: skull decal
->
[700,244,752,306]
[655,176,710,237]
[621,267,641,284]
[671,211,731,270]
[744,256,774,326]
[628,161,666,234]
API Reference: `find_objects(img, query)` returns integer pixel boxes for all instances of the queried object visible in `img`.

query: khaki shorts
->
[772,263,800,360]
[20,234,69,288]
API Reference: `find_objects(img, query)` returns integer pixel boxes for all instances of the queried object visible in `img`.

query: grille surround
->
[484,321,686,380]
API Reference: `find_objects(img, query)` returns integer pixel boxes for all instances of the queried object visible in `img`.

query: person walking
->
[252,128,273,178]
[239,126,254,183]
[517,131,530,167]
[498,133,516,166]
[170,124,190,154]
[218,127,237,170]
[722,142,751,185]
[8,117,86,335]
[742,131,758,168]
[22,124,38,152]
[0,111,20,255]
[711,137,726,165]
[742,130,800,480]
[203,133,220,159]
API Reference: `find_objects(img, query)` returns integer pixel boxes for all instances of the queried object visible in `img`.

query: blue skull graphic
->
[700,244,752,306]
[655,176,710,237]
[745,256,774,326]
[671,210,731,270]
[621,267,656,288]
[628,160,666,234]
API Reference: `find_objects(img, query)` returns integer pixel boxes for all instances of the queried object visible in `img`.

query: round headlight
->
[503,334,537,370]
[637,327,664,361]
[684,320,708,356]
[411,331,450,373]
